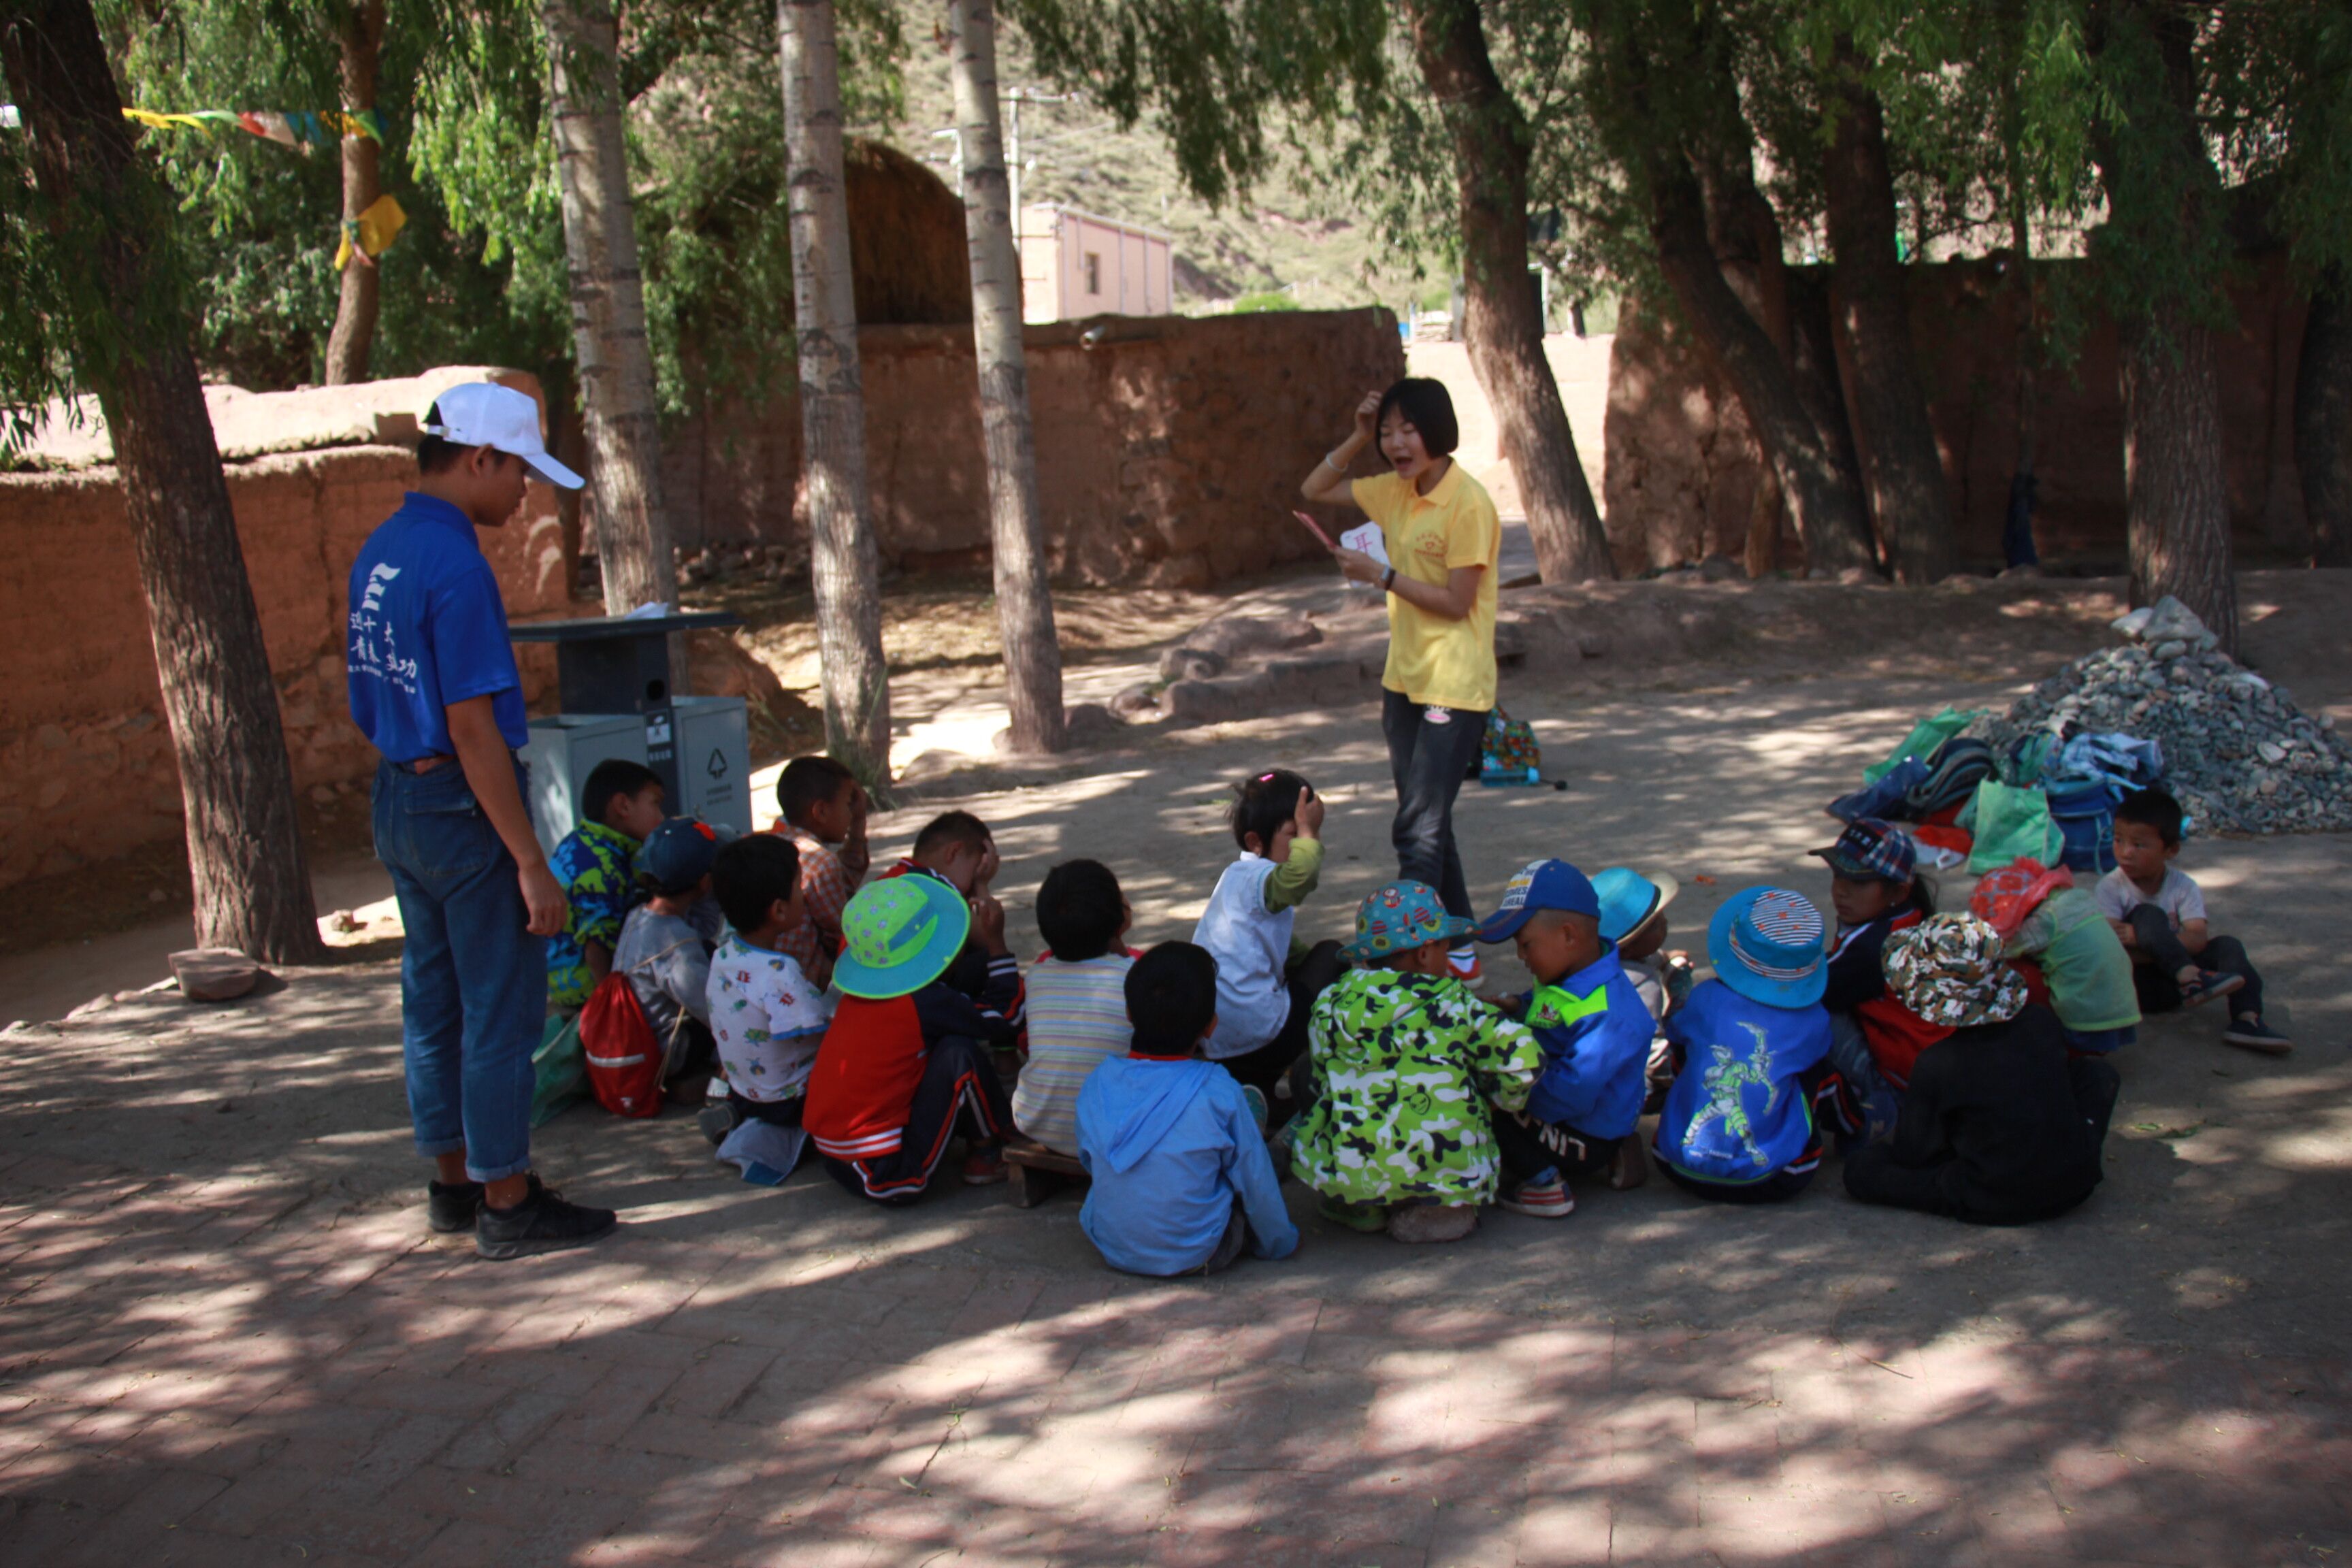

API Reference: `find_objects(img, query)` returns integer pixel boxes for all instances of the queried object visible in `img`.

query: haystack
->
[845,139,972,326]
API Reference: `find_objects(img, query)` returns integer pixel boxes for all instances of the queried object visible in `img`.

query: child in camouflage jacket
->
[1288,881,1543,1244]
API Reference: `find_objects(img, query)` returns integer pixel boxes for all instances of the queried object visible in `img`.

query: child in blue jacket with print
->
[1654,887,1855,1204]
[1475,860,1657,1218]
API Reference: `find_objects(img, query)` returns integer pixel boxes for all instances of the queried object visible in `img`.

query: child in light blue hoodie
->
[1076,943,1300,1277]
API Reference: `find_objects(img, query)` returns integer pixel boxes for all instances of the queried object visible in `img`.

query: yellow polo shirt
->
[1350,463,1501,712]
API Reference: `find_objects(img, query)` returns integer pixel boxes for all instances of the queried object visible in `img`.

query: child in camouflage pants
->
[1288,881,1542,1244]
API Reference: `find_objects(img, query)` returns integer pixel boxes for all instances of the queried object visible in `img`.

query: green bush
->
[1229,291,1303,312]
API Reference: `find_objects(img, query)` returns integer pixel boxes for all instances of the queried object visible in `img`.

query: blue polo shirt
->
[346,493,528,762]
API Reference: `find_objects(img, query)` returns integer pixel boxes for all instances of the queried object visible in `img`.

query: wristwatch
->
[1381,566,1396,591]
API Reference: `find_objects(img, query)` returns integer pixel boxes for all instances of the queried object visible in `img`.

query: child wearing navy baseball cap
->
[1473,859,1659,1215]
[1652,887,1854,1204]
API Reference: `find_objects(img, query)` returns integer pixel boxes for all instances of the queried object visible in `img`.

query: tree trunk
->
[2093,0,2236,650]
[543,0,678,627]
[779,0,890,774]
[322,0,383,386]
[1648,159,1879,573]
[1820,36,1955,583]
[1401,0,1614,584]
[1,0,323,962]
[2298,265,2352,566]
[948,0,1065,755]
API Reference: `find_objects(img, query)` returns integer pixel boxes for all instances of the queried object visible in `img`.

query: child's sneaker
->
[1448,946,1483,981]
[2178,969,2245,1009]
[2221,1017,2292,1056]
[697,1101,740,1146]
[1318,1196,1389,1232]
[1497,1168,1575,1218]
[1239,1084,1269,1130]
[1388,1203,1479,1243]
[962,1148,1010,1186]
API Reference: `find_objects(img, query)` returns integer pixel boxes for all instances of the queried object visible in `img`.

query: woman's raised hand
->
[1352,389,1382,442]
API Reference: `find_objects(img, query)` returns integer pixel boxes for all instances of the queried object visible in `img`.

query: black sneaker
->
[697,1101,740,1147]
[2221,1017,2292,1056]
[429,1173,542,1233]
[476,1184,618,1261]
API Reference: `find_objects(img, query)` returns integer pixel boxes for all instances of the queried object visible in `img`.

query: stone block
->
[169,949,263,1002]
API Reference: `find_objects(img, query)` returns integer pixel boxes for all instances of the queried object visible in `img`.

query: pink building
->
[1018,203,1175,321]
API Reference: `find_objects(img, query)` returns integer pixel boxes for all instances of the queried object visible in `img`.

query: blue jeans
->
[373,758,545,1182]
[1827,1011,1901,1146]
[1383,687,1488,919]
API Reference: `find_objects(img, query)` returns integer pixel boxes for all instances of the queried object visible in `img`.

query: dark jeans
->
[1492,1107,1620,1185]
[374,758,544,1183]
[1218,941,1346,1098]
[2126,905,2262,1018]
[1844,1059,2120,1226]
[821,1036,1013,1205]
[1201,1201,1250,1276]
[1383,688,1488,918]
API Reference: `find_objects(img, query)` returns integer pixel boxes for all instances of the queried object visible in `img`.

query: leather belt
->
[397,754,457,774]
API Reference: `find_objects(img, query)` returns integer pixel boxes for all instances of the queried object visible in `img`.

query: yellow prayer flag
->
[333,193,407,271]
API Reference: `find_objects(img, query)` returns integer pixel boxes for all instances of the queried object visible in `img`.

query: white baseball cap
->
[421,382,585,490]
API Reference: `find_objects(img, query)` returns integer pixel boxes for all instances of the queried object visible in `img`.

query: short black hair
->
[1125,941,1218,1057]
[913,809,992,862]
[583,759,664,826]
[712,834,800,932]
[2115,786,2185,847]
[1228,768,1310,851]
[1375,376,1459,457]
[777,755,855,826]
[1036,859,1125,962]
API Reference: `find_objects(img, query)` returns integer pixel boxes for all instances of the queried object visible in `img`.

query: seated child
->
[704,836,832,1184]
[1969,858,2140,1054]
[1812,818,1944,1141]
[1844,914,2121,1225]
[2098,787,2288,1054]
[1013,859,1137,1155]
[1289,881,1541,1245]
[547,758,668,1011]
[803,875,1019,1203]
[1653,887,1847,1204]
[1191,769,1345,1098]
[882,811,1025,1040]
[1076,943,1301,1277]
[1473,860,1658,1215]
[1591,866,1686,1111]
[613,817,722,1086]
[770,755,869,991]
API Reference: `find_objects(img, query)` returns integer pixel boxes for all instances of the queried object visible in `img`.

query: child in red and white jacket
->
[1812,819,1944,1144]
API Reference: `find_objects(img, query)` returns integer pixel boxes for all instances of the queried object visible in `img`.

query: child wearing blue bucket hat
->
[1471,860,1660,1215]
[802,875,1020,1203]
[1652,887,1856,1204]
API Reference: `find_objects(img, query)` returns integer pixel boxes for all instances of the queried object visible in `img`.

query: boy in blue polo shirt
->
[348,382,617,1260]
[1474,860,1657,1217]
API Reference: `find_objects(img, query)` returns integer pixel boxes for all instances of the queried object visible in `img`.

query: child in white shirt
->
[704,836,834,1183]
[2097,787,2285,1055]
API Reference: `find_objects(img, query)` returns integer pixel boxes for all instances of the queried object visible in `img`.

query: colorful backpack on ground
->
[1901,737,1996,819]
[578,970,665,1118]
[1480,707,1542,787]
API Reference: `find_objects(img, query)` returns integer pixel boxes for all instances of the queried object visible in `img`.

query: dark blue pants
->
[1382,687,1488,919]
[2126,905,2264,1019]
[374,759,544,1183]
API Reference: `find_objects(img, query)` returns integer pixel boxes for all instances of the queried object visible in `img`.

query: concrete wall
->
[662,307,1407,587]
[0,435,570,889]
[1601,254,2313,573]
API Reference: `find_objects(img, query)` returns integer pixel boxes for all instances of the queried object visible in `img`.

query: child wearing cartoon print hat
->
[1652,887,1855,1204]
[1287,881,1543,1244]
[1844,914,2120,1225]
[802,876,1020,1203]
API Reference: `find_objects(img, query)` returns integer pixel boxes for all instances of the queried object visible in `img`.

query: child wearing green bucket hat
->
[1287,881,1543,1244]
[802,875,1020,1203]
[1651,887,1855,1204]
[1844,913,2120,1225]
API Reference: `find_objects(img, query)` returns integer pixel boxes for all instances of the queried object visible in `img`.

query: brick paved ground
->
[6,676,2350,1565]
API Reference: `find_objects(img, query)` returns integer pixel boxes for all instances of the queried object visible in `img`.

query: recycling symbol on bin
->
[706,747,729,779]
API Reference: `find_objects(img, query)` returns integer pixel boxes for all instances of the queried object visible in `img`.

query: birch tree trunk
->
[1,0,323,962]
[1402,0,1614,583]
[948,0,1066,755]
[322,0,383,385]
[779,0,891,774]
[543,0,679,627]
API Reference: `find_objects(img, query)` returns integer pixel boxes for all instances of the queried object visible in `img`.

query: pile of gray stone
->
[1973,595,2352,836]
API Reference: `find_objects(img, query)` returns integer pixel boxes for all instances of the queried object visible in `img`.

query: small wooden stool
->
[1004,1143,1088,1208]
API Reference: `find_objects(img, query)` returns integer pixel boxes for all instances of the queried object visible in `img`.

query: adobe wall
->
[0,442,570,888]
[661,307,1407,587]
[1601,255,2312,573]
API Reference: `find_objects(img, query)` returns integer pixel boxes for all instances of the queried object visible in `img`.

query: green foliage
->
[1226,289,1300,311]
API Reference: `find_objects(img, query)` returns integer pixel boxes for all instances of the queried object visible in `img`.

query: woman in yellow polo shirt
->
[1301,378,1499,973]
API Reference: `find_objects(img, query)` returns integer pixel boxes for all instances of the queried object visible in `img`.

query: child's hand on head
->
[1293,787,1325,842]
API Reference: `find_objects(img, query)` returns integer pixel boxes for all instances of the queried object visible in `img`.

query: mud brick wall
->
[0,436,570,888]
[661,308,1407,587]
[1601,253,2313,573]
